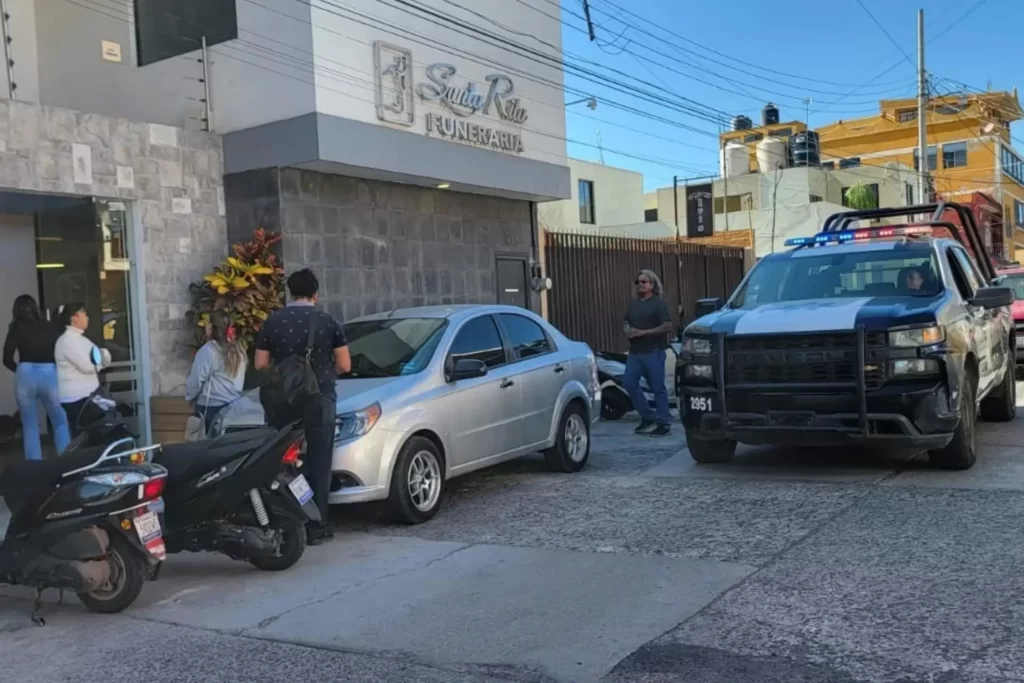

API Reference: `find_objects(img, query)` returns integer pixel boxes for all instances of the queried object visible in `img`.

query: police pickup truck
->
[677,202,1015,470]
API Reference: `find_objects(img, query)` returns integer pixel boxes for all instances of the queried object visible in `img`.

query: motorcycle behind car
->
[596,347,679,421]
[66,389,320,572]
[0,394,168,624]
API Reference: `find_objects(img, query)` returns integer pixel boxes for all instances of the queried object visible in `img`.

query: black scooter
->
[68,392,320,571]
[0,394,168,624]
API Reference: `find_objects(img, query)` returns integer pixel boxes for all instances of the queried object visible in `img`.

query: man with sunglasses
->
[623,270,673,436]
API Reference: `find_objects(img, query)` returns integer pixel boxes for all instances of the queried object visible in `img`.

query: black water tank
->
[790,130,821,167]
[762,103,780,126]
[731,115,753,131]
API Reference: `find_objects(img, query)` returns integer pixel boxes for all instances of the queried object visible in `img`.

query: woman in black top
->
[3,295,71,460]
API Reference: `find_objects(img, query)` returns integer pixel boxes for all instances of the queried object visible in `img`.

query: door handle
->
[554,364,565,374]
[500,378,515,389]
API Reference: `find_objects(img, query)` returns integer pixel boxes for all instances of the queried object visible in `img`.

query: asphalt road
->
[4,394,1024,683]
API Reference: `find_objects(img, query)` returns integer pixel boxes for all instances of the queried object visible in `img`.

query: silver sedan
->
[220,305,601,524]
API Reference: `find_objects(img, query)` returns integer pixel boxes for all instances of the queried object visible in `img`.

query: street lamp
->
[566,97,598,110]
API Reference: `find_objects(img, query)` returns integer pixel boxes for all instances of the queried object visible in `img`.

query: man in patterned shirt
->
[255,269,351,545]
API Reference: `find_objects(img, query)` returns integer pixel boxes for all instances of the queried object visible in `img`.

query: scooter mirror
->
[90,346,103,367]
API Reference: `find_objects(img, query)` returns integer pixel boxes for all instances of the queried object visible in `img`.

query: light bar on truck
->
[784,225,934,247]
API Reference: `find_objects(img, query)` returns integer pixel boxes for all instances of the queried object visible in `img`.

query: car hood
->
[686,296,940,336]
[219,376,407,427]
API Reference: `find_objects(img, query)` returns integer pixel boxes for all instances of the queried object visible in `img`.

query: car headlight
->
[683,337,713,354]
[334,403,382,443]
[891,359,940,376]
[889,326,944,347]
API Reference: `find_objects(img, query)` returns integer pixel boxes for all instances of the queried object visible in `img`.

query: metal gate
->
[544,233,746,353]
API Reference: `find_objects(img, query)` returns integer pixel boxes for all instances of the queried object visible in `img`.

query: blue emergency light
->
[784,225,934,247]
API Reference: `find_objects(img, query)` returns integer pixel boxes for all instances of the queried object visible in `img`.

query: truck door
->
[949,246,999,394]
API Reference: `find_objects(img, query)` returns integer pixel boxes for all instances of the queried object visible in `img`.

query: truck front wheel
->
[686,432,737,464]
[928,377,978,470]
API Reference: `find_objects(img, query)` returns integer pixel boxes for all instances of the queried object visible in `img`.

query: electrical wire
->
[62,0,718,177]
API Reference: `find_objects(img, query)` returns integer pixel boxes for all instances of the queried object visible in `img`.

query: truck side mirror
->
[694,298,724,318]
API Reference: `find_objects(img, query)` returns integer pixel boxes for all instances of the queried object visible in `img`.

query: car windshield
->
[341,318,448,378]
[731,246,941,309]
[999,273,1024,300]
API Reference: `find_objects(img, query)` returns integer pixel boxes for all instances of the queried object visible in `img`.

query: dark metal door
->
[496,257,528,309]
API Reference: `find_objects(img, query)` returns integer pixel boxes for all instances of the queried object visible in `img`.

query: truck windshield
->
[732,247,941,309]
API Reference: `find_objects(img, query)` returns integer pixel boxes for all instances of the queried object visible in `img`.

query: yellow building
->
[719,92,1024,261]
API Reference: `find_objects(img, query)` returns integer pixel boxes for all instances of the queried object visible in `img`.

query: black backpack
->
[259,310,321,425]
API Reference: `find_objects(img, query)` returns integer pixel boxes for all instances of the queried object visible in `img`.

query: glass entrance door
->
[35,197,144,436]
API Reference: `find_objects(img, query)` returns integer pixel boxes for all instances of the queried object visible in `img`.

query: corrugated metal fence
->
[544,233,746,353]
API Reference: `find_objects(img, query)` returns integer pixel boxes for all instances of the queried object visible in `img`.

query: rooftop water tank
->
[720,140,750,178]
[762,103,780,126]
[731,115,753,131]
[756,136,787,173]
[789,130,821,168]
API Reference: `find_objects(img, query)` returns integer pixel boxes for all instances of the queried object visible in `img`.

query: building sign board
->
[374,42,415,127]
[373,42,527,154]
[686,183,714,238]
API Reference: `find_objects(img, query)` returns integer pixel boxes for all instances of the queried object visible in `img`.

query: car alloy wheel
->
[565,413,589,463]
[407,450,442,513]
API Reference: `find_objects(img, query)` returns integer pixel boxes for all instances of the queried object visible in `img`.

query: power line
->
[62,0,717,177]
[853,0,915,68]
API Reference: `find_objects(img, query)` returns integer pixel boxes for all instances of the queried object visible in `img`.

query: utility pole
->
[916,9,928,203]
[673,175,680,241]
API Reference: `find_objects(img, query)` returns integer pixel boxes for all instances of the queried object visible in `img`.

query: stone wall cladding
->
[0,100,226,395]
[273,168,535,322]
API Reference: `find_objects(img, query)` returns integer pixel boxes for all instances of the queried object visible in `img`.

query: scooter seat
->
[155,428,280,483]
[0,445,111,514]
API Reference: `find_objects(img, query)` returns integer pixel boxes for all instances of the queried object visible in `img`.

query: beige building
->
[538,159,644,234]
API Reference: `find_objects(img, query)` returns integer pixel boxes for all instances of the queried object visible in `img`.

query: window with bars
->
[914,146,938,172]
[942,142,968,169]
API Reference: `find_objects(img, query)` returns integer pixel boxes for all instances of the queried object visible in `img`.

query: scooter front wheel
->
[77,533,145,614]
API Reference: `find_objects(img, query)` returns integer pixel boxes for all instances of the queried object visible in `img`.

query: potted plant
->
[185,228,285,389]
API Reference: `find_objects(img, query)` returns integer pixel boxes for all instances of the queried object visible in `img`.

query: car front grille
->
[726,332,887,390]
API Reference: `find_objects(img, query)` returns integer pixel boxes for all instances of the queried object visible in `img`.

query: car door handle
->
[500,378,515,388]
[554,364,565,374]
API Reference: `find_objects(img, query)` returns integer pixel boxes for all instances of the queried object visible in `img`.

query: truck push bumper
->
[681,326,958,449]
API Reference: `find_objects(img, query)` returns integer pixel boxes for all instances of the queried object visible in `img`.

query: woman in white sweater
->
[54,302,110,435]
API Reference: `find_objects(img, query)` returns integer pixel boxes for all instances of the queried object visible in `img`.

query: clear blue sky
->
[560,0,1018,191]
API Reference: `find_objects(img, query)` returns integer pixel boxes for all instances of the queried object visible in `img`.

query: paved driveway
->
[3,396,1024,682]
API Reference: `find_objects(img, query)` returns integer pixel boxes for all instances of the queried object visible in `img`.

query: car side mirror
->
[448,358,487,382]
[970,286,1013,309]
[694,298,724,318]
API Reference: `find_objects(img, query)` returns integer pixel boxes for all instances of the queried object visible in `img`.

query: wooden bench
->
[150,396,191,445]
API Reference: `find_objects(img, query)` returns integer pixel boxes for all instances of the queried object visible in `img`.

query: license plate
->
[135,511,162,544]
[688,395,713,413]
[288,474,314,505]
[134,510,166,561]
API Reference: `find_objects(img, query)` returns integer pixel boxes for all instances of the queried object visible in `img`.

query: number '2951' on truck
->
[677,203,1016,470]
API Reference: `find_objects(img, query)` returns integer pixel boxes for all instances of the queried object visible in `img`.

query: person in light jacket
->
[54,302,110,436]
[185,310,246,433]
[3,295,71,460]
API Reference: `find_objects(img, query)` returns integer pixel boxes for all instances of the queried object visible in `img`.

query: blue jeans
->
[623,349,671,426]
[15,362,71,460]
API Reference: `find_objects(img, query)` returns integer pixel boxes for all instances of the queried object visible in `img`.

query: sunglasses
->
[635,279,651,285]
